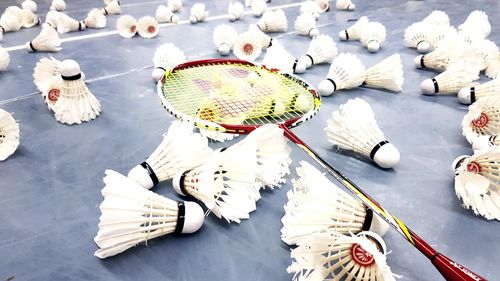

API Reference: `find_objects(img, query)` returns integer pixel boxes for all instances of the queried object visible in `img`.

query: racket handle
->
[432,254,486,281]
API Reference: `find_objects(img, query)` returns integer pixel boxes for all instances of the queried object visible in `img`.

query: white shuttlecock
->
[155,5,179,24]
[137,16,158,39]
[462,97,500,144]
[251,0,266,17]
[295,37,334,75]
[429,25,457,49]
[317,53,365,96]
[151,43,186,82]
[294,13,319,38]
[22,0,38,13]
[244,125,291,189]
[4,6,24,24]
[0,110,20,161]
[84,8,107,29]
[213,24,237,56]
[486,56,500,79]
[189,3,208,24]
[281,161,389,245]
[248,24,272,49]
[315,0,330,13]
[102,0,121,15]
[363,54,404,92]
[233,31,262,62]
[168,0,183,12]
[33,57,61,92]
[338,16,368,41]
[458,78,500,105]
[325,98,400,168]
[421,10,449,27]
[128,121,212,189]
[43,59,100,125]
[262,40,301,74]
[288,231,396,281]
[0,47,10,71]
[297,34,337,72]
[404,22,432,53]
[26,25,62,52]
[453,149,500,221]
[360,21,386,53]
[0,12,22,37]
[414,36,464,71]
[22,9,41,29]
[458,10,491,40]
[50,0,66,11]
[94,170,204,259]
[336,0,355,11]
[44,10,60,28]
[474,39,499,71]
[257,9,287,33]
[116,15,137,38]
[299,1,321,20]
[172,141,261,223]
[228,1,244,21]
[56,12,86,33]
[421,61,480,95]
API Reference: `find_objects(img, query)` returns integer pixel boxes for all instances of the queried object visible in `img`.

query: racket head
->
[157,59,320,134]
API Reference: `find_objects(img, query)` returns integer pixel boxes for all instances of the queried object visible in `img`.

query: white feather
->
[173,141,260,223]
[22,0,38,13]
[363,54,404,92]
[233,31,262,62]
[19,9,40,28]
[43,60,100,124]
[94,170,204,259]
[102,0,121,15]
[257,9,287,33]
[281,161,388,245]
[462,97,500,144]
[486,55,500,79]
[248,24,272,49]
[137,16,158,39]
[317,53,365,96]
[458,10,490,40]
[261,40,298,74]
[421,10,449,27]
[155,5,179,24]
[336,0,355,11]
[299,1,321,19]
[0,12,22,33]
[213,24,238,56]
[56,12,86,33]
[429,25,457,49]
[298,34,337,70]
[33,57,61,92]
[228,1,244,21]
[324,98,400,168]
[0,109,20,161]
[315,0,329,13]
[50,0,66,11]
[421,60,480,95]
[454,149,500,220]
[288,231,396,281]
[338,16,369,41]
[251,0,267,17]
[85,8,107,29]
[189,3,208,24]
[294,14,319,38]
[0,47,10,71]
[458,78,500,105]
[360,21,387,52]
[404,22,432,52]
[26,25,62,52]
[168,0,183,12]
[127,121,213,189]
[151,43,186,81]
[116,15,137,38]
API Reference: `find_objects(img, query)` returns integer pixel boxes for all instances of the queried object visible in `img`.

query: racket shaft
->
[282,126,486,281]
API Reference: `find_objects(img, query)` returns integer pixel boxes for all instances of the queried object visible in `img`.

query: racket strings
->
[160,62,316,127]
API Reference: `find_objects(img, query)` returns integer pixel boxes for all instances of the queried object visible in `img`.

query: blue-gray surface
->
[0,0,499,280]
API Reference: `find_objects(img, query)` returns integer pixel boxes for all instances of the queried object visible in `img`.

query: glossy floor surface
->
[0,0,499,280]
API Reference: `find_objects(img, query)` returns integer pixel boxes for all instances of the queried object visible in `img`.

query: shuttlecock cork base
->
[370,140,400,169]
[128,162,159,189]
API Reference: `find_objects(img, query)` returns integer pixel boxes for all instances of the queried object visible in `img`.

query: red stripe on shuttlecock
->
[351,243,375,266]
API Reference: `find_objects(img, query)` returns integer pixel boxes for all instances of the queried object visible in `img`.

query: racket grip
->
[432,253,486,281]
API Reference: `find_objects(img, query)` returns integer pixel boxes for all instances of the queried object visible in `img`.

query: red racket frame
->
[159,59,486,281]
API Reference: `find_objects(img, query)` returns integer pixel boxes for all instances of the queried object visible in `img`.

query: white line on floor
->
[4,2,302,52]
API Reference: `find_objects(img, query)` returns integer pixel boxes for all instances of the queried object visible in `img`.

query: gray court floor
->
[0,0,499,280]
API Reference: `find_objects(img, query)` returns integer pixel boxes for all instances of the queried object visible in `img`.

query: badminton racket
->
[157,59,485,281]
